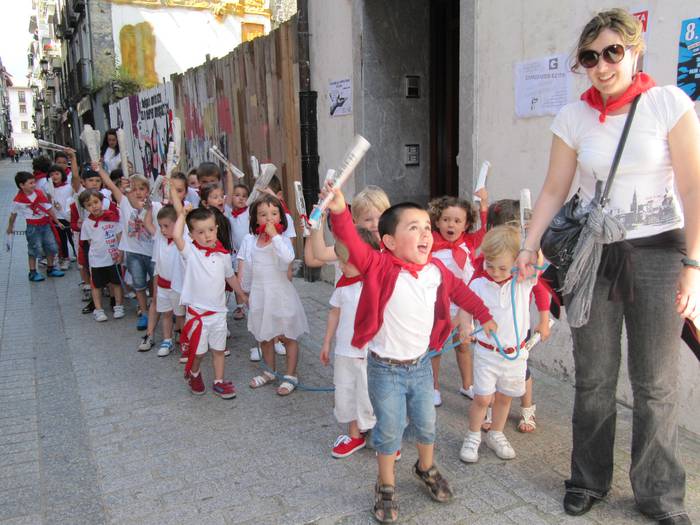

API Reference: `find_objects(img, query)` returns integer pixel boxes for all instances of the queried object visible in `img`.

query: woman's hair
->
[486,199,520,230]
[48,164,67,183]
[109,168,124,183]
[129,173,150,190]
[427,195,478,231]
[199,183,223,205]
[157,204,177,222]
[100,129,119,156]
[572,8,645,71]
[351,185,390,221]
[249,193,288,233]
[78,189,103,208]
[32,155,52,173]
[480,225,521,260]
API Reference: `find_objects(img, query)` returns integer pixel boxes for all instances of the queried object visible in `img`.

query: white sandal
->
[277,375,297,396]
[249,371,276,389]
[518,404,537,433]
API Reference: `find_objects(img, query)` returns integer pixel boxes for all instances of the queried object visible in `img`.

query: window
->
[19,104,26,114]
[21,121,28,132]
[18,91,26,103]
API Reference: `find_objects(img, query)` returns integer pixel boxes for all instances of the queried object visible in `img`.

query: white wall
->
[8,87,36,149]
[473,0,700,434]
[110,4,271,82]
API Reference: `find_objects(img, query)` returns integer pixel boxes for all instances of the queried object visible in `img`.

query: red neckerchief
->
[88,209,120,227]
[431,231,468,269]
[13,190,50,216]
[231,206,248,218]
[279,198,291,216]
[470,254,513,284]
[167,238,174,245]
[53,181,68,188]
[192,240,229,257]
[336,274,362,288]
[33,170,47,181]
[580,71,656,123]
[255,223,284,242]
[387,252,431,279]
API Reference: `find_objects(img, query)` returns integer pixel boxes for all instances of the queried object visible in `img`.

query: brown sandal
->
[373,482,398,523]
[413,461,454,502]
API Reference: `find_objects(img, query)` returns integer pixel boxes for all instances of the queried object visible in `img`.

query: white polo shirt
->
[178,239,234,312]
[329,281,367,359]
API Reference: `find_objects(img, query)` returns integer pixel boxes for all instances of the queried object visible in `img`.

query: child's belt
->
[477,339,526,355]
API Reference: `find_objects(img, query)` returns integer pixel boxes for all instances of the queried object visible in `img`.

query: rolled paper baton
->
[473,160,490,202]
[209,146,244,179]
[37,139,67,152]
[116,129,130,174]
[293,181,310,237]
[246,163,277,206]
[308,135,371,229]
[80,124,101,162]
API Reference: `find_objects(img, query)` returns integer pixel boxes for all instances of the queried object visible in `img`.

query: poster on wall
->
[677,17,700,101]
[514,54,572,118]
[328,78,352,117]
[632,9,650,71]
[109,82,176,180]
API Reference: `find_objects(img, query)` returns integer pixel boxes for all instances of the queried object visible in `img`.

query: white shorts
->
[156,286,185,316]
[472,344,528,398]
[184,309,227,355]
[333,355,376,431]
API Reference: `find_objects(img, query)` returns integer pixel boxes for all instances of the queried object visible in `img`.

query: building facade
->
[8,86,37,149]
[0,58,13,157]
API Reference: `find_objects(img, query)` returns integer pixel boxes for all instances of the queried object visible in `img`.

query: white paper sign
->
[514,54,571,118]
[329,78,352,117]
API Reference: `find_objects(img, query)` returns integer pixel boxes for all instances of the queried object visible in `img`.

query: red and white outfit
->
[69,192,115,267]
[153,230,185,316]
[238,230,308,342]
[45,181,73,222]
[80,212,122,268]
[468,259,549,398]
[179,239,234,362]
[330,277,375,431]
[12,190,54,225]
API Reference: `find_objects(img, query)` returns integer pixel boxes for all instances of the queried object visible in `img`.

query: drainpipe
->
[297,0,321,282]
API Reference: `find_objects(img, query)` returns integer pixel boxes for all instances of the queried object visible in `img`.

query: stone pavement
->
[0,158,698,525]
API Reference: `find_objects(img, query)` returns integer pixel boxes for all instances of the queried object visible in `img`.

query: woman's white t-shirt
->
[551,85,694,240]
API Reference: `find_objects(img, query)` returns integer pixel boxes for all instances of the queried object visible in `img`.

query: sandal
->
[373,482,398,523]
[413,461,453,503]
[249,371,276,389]
[276,375,297,396]
[233,307,245,320]
[517,404,537,433]
[481,406,492,432]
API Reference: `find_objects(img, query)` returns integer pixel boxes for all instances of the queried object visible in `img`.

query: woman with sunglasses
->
[516,9,699,525]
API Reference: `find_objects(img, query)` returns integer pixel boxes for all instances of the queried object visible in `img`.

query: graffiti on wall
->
[119,21,159,88]
[109,83,175,180]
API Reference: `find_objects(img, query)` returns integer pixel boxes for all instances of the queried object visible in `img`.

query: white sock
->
[191,370,200,377]
[214,379,223,384]
[467,430,481,441]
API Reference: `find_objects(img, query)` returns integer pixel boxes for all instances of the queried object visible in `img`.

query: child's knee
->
[473,394,492,408]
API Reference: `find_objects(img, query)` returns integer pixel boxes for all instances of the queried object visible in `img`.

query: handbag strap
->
[599,93,641,207]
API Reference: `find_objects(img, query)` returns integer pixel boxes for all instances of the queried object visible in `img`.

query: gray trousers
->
[565,247,687,521]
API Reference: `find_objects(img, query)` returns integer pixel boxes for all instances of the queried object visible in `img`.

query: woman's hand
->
[515,248,538,282]
[676,266,700,321]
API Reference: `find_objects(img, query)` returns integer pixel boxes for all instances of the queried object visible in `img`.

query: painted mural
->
[109,82,175,181]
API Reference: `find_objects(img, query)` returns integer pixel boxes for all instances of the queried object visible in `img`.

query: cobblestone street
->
[0,158,698,524]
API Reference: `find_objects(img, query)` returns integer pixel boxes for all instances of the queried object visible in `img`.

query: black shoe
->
[82,300,95,314]
[563,491,598,516]
[658,515,691,525]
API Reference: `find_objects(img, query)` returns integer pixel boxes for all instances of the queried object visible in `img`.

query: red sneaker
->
[396,449,402,461]
[331,435,366,458]
[179,343,189,364]
[188,372,205,395]
[212,381,236,399]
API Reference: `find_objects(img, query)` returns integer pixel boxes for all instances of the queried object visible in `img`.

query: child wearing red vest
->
[7,171,65,281]
[322,184,497,523]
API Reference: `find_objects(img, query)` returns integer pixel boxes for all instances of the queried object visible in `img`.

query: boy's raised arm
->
[93,161,123,202]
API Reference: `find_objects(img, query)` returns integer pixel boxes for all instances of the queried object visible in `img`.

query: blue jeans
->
[125,252,154,291]
[565,247,687,521]
[25,223,58,260]
[367,353,435,455]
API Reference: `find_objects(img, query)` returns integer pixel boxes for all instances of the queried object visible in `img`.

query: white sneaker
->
[226,328,231,339]
[80,283,92,292]
[433,389,442,407]
[59,259,70,271]
[93,309,108,322]
[459,385,474,399]
[249,346,262,361]
[113,305,125,319]
[484,431,516,460]
[125,291,136,299]
[274,341,286,355]
[224,349,231,357]
[459,431,482,463]
[157,340,173,357]
[138,335,154,352]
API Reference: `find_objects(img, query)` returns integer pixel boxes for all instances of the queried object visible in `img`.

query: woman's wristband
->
[681,257,700,270]
[518,247,537,256]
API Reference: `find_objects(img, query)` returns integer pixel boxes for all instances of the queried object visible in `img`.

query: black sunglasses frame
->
[577,44,629,69]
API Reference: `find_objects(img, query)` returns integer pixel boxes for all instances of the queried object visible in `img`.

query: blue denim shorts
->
[125,252,155,291]
[367,352,436,455]
[25,223,58,259]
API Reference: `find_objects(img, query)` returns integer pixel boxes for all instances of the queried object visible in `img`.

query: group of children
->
[6,142,553,524]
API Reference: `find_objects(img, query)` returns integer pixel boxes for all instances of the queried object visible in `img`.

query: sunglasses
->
[577,44,629,69]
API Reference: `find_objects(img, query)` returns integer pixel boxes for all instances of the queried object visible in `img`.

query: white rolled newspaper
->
[165,118,181,176]
[37,139,66,152]
[116,128,130,174]
[246,163,278,206]
[519,188,532,238]
[209,146,245,179]
[473,161,490,202]
[524,318,555,351]
[293,181,310,237]
[308,135,371,229]
[250,155,260,179]
[80,124,101,163]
